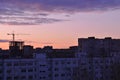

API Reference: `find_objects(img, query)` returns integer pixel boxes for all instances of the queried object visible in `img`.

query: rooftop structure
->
[9,41,24,58]
[78,37,120,57]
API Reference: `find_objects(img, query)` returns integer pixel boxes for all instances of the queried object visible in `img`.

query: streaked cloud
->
[25,40,53,45]
[0,39,9,43]
[0,0,120,25]
[0,16,63,25]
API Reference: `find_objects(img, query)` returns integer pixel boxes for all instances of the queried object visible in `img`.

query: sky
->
[0,0,120,49]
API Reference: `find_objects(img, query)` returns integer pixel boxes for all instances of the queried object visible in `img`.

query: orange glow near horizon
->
[0,10,120,49]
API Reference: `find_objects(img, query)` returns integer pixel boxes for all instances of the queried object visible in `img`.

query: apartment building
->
[0,37,120,80]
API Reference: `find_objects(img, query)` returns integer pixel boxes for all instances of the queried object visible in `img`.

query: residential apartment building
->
[76,37,120,80]
[0,37,120,80]
[0,45,78,80]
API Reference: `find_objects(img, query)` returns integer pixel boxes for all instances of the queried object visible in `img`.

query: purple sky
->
[0,0,120,25]
[0,0,120,49]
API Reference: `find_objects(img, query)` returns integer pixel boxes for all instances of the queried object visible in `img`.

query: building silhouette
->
[76,37,120,80]
[9,41,24,58]
[0,37,120,80]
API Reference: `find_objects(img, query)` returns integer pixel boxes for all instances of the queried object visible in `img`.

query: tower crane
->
[7,32,30,42]
[7,33,15,42]
[7,32,30,57]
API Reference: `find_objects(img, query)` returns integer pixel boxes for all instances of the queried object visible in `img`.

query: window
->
[55,62,59,65]
[73,61,76,64]
[28,63,33,66]
[61,61,65,64]
[20,63,26,66]
[7,70,11,73]
[110,60,113,63]
[89,67,92,69]
[21,76,26,79]
[7,76,12,80]
[40,77,46,79]
[61,74,65,77]
[14,76,19,80]
[34,75,36,78]
[95,72,98,74]
[100,61,103,63]
[21,69,26,72]
[14,63,19,66]
[89,61,91,64]
[67,62,70,64]
[48,68,52,71]
[40,71,45,73]
[28,75,33,79]
[28,69,33,72]
[100,66,104,69]
[95,61,98,64]
[95,66,98,69]
[29,75,33,78]
[7,63,12,66]
[65,67,71,71]
[43,77,46,79]
[34,68,36,71]
[40,77,42,79]
[100,77,103,80]
[55,74,59,77]
[0,63,2,66]
[0,70,2,73]
[48,74,52,77]
[105,66,108,69]
[40,65,46,67]
[0,77,2,80]
[54,68,59,71]
[66,73,71,76]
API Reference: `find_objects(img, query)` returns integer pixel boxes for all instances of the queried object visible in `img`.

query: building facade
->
[0,37,120,80]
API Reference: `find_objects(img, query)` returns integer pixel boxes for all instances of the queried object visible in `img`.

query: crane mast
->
[7,33,15,42]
